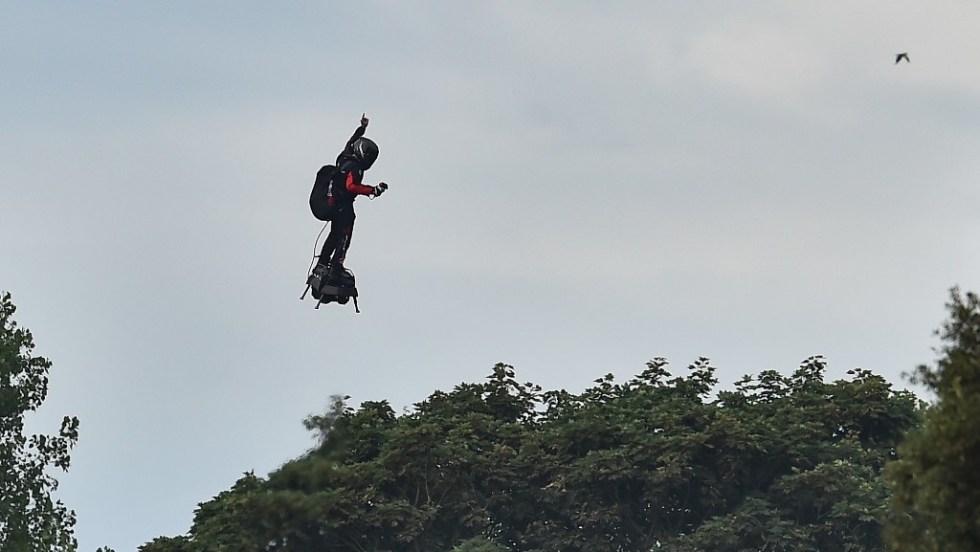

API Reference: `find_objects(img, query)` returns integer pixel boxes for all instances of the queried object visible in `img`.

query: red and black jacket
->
[332,160,375,201]
[308,124,377,220]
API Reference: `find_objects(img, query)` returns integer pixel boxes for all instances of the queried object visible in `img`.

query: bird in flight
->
[895,52,910,64]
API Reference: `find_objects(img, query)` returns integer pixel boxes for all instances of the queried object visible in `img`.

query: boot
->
[327,263,355,287]
[311,262,330,279]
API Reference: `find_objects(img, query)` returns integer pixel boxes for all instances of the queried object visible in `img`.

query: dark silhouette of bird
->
[895,52,910,64]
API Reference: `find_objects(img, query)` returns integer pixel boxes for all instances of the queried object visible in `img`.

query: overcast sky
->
[3,2,980,550]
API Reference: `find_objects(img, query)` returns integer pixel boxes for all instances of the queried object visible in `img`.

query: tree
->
[0,291,79,551]
[451,537,509,552]
[514,357,916,552]
[146,358,918,551]
[137,537,191,552]
[885,288,980,551]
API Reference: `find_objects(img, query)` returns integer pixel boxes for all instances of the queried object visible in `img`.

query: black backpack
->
[309,164,338,221]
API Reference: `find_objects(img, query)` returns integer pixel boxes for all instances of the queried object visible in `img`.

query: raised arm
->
[344,113,369,150]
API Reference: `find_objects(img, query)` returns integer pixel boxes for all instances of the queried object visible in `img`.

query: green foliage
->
[885,288,980,551]
[0,292,79,552]
[148,358,918,551]
[451,537,509,552]
[137,536,191,552]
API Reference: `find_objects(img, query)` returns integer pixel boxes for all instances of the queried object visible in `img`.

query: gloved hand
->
[372,182,388,198]
[360,113,369,128]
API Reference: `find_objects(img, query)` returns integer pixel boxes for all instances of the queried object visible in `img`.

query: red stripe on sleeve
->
[346,172,375,196]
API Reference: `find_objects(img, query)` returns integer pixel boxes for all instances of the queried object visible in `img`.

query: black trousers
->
[317,203,356,267]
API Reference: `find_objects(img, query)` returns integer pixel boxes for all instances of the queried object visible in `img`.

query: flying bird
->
[895,52,910,64]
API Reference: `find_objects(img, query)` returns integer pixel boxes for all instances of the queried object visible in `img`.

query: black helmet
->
[352,137,379,169]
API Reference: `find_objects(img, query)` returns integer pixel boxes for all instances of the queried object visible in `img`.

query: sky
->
[2,1,980,550]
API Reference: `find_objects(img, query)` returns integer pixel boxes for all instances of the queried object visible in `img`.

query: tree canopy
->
[0,291,79,551]
[143,356,919,552]
[885,288,980,551]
